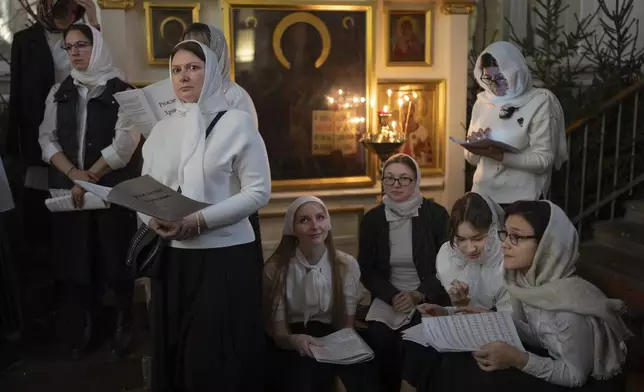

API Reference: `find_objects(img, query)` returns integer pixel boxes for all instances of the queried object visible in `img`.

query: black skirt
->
[150,242,264,392]
[50,205,137,284]
[0,212,21,336]
[417,350,626,392]
[265,321,378,392]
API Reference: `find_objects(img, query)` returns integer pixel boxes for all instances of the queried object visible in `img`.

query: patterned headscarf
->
[37,0,84,32]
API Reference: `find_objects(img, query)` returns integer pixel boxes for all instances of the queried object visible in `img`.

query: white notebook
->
[309,328,374,365]
[421,311,525,352]
[365,297,416,330]
[449,136,520,154]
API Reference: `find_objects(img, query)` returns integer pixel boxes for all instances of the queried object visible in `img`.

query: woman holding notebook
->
[400,192,511,392]
[358,153,450,392]
[464,41,567,205]
[38,24,141,359]
[417,201,631,392]
[264,196,376,392]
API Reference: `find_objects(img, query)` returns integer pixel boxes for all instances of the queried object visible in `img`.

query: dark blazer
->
[358,198,451,306]
[7,23,55,167]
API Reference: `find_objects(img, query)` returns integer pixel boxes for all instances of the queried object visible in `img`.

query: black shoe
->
[71,311,94,359]
[110,310,134,360]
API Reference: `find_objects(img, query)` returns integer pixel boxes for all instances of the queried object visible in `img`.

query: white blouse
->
[269,249,362,325]
[516,303,595,387]
[139,109,271,249]
[465,91,561,204]
[435,242,511,311]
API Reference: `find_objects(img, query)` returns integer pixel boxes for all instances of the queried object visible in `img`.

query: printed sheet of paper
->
[422,311,525,353]
[310,328,374,365]
[142,79,177,121]
[365,298,416,330]
[45,189,108,212]
[113,89,158,138]
[449,136,521,154]
[75,175,210,221]
[401,324,430,347]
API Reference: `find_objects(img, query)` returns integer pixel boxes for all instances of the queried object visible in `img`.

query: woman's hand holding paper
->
[393,291,422,313]
[149,214,200,240]
[472,341,528,371]
[288,334,322,358]
[417,303,448,317]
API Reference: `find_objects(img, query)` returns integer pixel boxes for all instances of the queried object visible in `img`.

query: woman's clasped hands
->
[69,169,99,209]
[148,213,204,241]
[393,291,423,313]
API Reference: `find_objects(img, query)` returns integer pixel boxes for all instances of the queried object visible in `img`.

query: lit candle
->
[387,89,392,108]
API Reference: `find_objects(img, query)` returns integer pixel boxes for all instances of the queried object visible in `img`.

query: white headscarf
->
[505,201,632,380]
[282,196,332,325]
[172,40,232,203]
[473,41,568,170]
[447,192,504,267]
[70,24,125,86]
[204,25,233,94]
[382,153,424,222]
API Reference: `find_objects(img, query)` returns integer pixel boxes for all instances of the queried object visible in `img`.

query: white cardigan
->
[139,109,271,249]
[466,90,561,204]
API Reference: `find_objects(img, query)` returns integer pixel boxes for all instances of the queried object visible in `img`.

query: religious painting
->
[143,2,201,65]
[377,80,446,175]
[223,1,376,191]
[386,10,432,66]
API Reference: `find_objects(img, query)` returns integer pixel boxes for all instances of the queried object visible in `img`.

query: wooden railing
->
[550,78,644,236]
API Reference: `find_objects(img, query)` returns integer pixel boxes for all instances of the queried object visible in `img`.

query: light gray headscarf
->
[382,153,424,222]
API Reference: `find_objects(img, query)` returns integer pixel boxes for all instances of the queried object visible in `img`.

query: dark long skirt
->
[401,340,440,387]
[51,205,137,285]
[151,242,264,392]
[0,211,21,337]
[361,313,422,392]
[266,321,378,392]
[417,350,626,392]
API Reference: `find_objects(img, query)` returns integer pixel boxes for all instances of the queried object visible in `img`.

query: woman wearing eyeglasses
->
[38,24,142,359]
[417,200,631,392]
[465,41,568,206]
[358,153,450,392]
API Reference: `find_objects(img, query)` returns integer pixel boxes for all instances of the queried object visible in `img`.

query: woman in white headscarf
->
[263,196,375,392]
[465,41,568,206]
[182,22,258,127]
[140,40,271,392]
[358,153,450,392]
[38,24,142,360]
[418,200,631,392]
[400,192,511,392]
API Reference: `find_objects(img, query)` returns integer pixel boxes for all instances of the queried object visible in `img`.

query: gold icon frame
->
[143,2,201,65]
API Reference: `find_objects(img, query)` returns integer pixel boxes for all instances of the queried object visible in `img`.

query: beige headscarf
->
[382,153,424,222]
[505,201,632,380]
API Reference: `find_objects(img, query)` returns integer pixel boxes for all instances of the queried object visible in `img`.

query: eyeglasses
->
[61,41,92,52]
[498,230,537,245]
[480,74,507,87]
[382,176,414,187]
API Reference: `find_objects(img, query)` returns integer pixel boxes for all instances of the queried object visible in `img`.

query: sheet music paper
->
[309,328,374,365]
[75,175,210,221]
[422,311,525,352]
[45,189,109,212]
[449,136,521,154]
[401,324,430,347]
[365,298,416,330]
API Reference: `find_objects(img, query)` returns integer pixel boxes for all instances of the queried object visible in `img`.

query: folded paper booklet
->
[365,297,416,330]
[113,79,176,138]
[45,189,109,212]
[422,311,525,353]
[74,175,209,221]
[309,328,375,365]
[449,136,521,154]
[401,324,430,347]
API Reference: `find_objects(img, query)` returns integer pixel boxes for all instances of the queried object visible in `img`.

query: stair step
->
[577,243,644,317]
[624,200,644,224]
[593,219,644,258]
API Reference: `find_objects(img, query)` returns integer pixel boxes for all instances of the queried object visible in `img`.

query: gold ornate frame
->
[222,0,378,192]
[143,2,201,65]
[385,10,432,67]
[377,80,446,176]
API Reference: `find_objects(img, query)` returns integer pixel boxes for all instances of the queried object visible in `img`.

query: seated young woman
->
[264,196,376,392]
[400,192,512,392]
[358,153,450,392]
[417,200,632,392]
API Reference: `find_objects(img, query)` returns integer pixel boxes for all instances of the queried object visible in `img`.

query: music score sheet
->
[422,311,525,352]
[309,328,374,365]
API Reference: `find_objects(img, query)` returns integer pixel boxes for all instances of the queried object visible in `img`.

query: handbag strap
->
[177,110,227,194]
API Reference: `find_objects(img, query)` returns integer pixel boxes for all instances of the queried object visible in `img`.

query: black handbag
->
[125,110,227,277]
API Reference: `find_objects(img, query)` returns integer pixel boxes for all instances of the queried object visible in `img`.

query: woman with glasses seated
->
[417,200,631,392]
[38,24,141,359]
[358,153,450,392]
[400,192,512,392]
[465,41,568,206]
